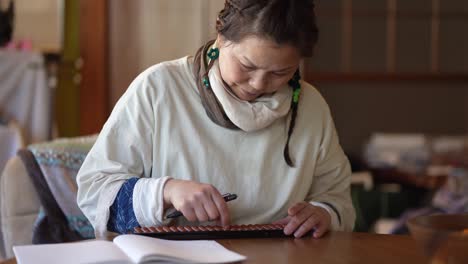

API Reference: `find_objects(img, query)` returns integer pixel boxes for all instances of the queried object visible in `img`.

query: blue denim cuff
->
[107,177,140,234]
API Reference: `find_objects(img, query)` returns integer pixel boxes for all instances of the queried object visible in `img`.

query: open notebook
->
[13,234,246,264]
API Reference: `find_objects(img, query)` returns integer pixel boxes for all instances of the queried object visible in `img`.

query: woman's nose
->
[249,73,268,92]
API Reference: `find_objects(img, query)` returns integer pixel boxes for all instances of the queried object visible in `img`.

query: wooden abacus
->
[133,224,308,240]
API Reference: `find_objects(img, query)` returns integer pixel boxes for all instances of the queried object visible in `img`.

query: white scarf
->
[208,60,292,132]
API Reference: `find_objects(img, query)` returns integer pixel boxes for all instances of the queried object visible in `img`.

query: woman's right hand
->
[163,179,231,226]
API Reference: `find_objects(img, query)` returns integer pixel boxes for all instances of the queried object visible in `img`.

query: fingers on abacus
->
[313,222,328,238]
[181,206,197,222]
[212,194,230,226]
[294,217,319,238]
[284,215,307,235]
[285,209,317,236]
[289,208,316,231]
[194,205,210,222]
[202,200,220,221]
[198,185,228,223]
[296,206,315,221]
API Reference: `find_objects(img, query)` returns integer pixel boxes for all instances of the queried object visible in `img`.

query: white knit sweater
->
[76,57,355,237]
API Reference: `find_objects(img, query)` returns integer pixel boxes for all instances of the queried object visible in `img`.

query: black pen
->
[166,193,237,219]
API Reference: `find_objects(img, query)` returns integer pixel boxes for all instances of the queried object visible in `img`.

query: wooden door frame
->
[79,0,109,135]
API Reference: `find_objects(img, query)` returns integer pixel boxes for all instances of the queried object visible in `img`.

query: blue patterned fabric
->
[107,178,140,234]
[28,136,98,239]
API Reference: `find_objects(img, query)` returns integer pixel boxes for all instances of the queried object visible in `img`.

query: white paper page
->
[113,234,246,264]
[14,240,132,264]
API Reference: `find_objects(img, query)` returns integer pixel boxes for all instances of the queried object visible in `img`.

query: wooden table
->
[1,231,427,264]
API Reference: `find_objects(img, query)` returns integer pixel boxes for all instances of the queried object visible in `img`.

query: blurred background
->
[0,0,467,257]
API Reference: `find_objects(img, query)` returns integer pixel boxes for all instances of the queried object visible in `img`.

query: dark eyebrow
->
[242,56,295,72]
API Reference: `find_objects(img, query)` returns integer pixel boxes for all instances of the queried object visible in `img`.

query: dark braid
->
[284,101,299,167]
[283,70,301,167]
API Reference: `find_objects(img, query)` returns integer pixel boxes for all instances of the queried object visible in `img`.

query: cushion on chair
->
[0,135,97,258]
[27,135,97,238]
[18,149,84,244]
[0,156,39,259]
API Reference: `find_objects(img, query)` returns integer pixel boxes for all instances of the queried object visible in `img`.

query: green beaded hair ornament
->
[207,47,220,60]
[288,71,301,104]
[202,47,220,89]
[202,77,210,88]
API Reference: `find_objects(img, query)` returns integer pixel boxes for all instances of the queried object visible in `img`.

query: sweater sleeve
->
[306,106,356,232]
[76,68,171,238]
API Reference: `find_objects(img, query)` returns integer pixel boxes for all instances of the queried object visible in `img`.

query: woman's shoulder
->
[136,56,193,84]
[113,57,194,108]
[299,81,330,114]
[293,81,337,142]
[124,56,195,98]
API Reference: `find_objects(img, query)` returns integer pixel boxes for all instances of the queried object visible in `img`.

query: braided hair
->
[212,0,319,167]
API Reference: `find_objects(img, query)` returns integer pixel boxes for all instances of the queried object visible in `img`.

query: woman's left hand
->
[273,202,331,238]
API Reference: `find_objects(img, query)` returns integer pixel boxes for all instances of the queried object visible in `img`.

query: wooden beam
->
[79,0,109,135]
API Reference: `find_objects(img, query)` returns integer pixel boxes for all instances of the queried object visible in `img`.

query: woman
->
[77,0,355,239]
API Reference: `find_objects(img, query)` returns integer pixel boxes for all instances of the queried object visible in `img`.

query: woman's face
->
[218,35,301,101]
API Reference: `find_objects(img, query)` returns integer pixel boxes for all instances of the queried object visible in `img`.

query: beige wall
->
[8,0,63,52]
[109,0,224,108]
